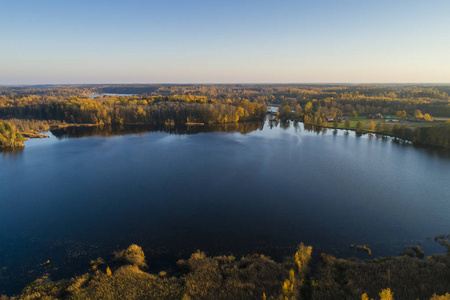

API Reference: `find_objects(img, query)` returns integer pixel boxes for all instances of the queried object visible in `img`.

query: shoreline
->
[7,239,450,299]
[19,119,449,152]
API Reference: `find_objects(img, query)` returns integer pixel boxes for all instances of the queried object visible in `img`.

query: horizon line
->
[2,82,450,86]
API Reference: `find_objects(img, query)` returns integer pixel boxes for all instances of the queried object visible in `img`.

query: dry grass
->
[16,244,312,300]
[312,254,450,300]
[113,244,147,269]
[11,243,450,300]
[1,119,51,133]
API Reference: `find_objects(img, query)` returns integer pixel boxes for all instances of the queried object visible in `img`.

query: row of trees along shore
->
[0,95,266,126]
[278,102,450,150]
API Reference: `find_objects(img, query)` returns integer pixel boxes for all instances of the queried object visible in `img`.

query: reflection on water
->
[48,120,449,159]
[50,122,265,139]
[44,120,446,158]
[0,147,24,158]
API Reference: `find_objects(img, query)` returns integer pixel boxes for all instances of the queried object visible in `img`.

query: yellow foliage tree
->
[361,293,370,300]
[379,288,394,300]
[430,293,450,300]
[395,110,407,118]
[282,279,294,298]
[361,288,394,300]
[424,113,433,121]
[295,243,313,273]
[414,109,424,118]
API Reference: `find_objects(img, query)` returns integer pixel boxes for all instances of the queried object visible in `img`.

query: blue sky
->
[1,0,449,84]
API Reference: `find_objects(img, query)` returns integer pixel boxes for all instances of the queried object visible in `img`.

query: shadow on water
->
[50,122,265,139]
[0,147,24,158]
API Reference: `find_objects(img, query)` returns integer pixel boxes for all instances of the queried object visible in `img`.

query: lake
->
[89,93,135,98]
[1,121,449,295]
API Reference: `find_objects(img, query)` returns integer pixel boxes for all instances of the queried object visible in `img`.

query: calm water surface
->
[1,121,449,294]
[89,93,135,98]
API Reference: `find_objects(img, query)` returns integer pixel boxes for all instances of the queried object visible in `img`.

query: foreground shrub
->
[430,293,450,300]
[113,244,147,269]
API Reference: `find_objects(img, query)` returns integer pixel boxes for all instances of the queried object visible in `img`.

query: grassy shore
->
[3,239,450,300]
[322,117,446,132]
[0,119,101,141]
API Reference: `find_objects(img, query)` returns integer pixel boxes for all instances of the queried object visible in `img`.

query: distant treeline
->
[2,84,449,117]
[2,83,450,100]
[0,95,267,126]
